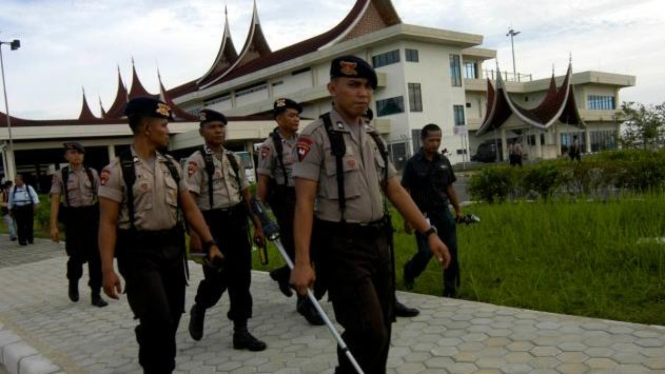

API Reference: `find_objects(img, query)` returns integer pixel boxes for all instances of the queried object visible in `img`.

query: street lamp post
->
[506,28,520,81]
[0,39,20,181]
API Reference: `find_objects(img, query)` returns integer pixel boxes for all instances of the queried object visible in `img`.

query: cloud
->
[0,0,662,120]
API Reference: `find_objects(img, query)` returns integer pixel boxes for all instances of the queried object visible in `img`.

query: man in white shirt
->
[8,174,40,246]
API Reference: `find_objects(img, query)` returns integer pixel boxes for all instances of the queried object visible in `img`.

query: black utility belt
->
[204,203,245,215]
[117,226,182,244]
[315,217,388,237]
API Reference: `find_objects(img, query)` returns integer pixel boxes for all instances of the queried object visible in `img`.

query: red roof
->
[477,63,584,136]
[78,89,98,121]
[128,62,159,100]
[103,68,128,119]
[168,0,402,97]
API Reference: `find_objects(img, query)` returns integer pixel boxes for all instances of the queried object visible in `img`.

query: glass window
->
[450,55,462,86]
[406,49,419,62]
[408,83,423,112]
[454,105,466,126]
[587,95,616,110]
[412,129,422,152]
[372,50,400,68]
[464,62,477,79]
[376,96,405,117]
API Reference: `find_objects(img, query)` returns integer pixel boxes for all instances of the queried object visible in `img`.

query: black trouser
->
[315,219,394,374]
[64,205,102,294]
[116,227,186,374]
[13,205,34,244]
[405,209,459,297]
[195,204,253,321]
[509,154,522,167]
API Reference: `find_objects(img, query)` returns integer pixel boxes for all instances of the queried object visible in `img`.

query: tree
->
[615,101,665,149]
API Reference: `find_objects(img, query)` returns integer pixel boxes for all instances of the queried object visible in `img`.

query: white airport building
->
[0,0,635,188]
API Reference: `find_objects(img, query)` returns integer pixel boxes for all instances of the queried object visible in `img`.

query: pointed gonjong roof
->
[197,6,240,87]
[103,67,129,119]
[169,0,402,95]
[128,59,159,100]
[476,62,585,136]
[78,88,98,121]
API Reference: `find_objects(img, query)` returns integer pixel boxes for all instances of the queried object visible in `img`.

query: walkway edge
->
[0,326,62,374]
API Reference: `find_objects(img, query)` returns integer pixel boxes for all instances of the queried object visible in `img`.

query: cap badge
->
[340,61,358,76]
[156,103,171,117]
[199,112,207,121]
[276,99,286,107]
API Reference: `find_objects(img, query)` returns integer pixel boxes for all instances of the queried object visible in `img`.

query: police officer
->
[49,141,107,307]
[291,55,452,374]
[256,98,324,326]
[186,109,267,351]
[8,174,39,246]
[402,124,462,298]
[98,97,224,374]
[362,109,420,318]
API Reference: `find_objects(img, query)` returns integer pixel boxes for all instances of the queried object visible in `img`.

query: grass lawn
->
[252,195,665,326]
[5,193,663,326]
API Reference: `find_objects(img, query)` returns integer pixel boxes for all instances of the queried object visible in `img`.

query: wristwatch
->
[423,226,437,238]
[202,239,217,252]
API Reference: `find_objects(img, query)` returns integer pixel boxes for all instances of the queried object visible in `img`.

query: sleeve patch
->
[100,168,111,186]
[296,136,314,162]
[260,146,271,159]
[187,161,198,177]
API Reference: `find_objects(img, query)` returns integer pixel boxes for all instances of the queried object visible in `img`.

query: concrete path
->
[1,238,665,374]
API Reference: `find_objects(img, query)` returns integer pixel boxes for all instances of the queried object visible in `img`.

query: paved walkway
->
[1,238,665,374]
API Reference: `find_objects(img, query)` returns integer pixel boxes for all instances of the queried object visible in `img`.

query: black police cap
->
[273,98,302,119]
[63,141,85,153]
[330,55,377,89]
[124,97,173,120]
[199,109,228,127]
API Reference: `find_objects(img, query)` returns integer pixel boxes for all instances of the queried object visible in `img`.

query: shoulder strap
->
[271,128,289,186]
[321,113,347,222]
[367,131,389,186]
[159,152,184,222]
[84,167,98,201]
[225,152,241,188]
[199,146,215,209]
[61,166,70,207]
[119,150,137,231]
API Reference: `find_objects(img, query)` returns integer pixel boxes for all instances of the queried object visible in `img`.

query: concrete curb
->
[0,327,62,374]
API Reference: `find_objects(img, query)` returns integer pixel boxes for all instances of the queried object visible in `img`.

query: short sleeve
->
[91,169,101,194]
[50,171,62,196]
[236,154,250,191]
[172,161,189,192]
[256,139,275,178]
[292,126,324,181]
[185,153,204,195]
[98,160,124,203]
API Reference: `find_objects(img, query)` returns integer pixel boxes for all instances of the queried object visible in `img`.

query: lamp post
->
[0,39,20,181]
[506,28,520,81]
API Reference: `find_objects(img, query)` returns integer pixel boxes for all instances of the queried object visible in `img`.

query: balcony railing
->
[483,69,532,82]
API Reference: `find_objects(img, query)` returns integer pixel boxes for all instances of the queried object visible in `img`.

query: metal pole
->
[507,29,520,82]
[0,43,15,180]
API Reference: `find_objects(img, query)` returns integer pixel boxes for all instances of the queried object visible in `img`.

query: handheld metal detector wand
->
[251,197,365,374]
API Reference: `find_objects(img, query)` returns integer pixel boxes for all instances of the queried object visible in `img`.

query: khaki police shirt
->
[292,108,397,223]
[186,146,249,211]
[256,131,297,187]
[98,149,188,231]
[50,167,100,207]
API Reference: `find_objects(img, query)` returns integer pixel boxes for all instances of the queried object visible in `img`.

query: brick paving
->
[1,237,665,374]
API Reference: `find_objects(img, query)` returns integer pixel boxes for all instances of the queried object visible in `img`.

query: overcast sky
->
[1,0,663,120]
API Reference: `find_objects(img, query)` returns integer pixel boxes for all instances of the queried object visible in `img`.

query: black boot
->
[297,297,325,326]
[91,292,108,308]
[233,320,267,351]
[270,267,293,298]
[394,300,420,318]
[189,304,206,341]
[68,281,79,302]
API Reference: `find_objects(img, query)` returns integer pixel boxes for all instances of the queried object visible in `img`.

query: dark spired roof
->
[159,71,199,122]
[99,96,107,118]
[78,89,98,121]
[170,0,402,96]
[476,62,585,136]
[200,0,272,88]
[103,67,129,119]
[128,60,159,100]
[197,6,240,87]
